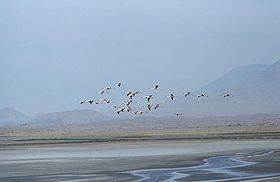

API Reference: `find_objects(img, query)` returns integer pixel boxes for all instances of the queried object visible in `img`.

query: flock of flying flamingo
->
[79,82,233,116]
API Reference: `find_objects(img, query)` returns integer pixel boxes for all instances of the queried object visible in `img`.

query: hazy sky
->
[1,0,280,115]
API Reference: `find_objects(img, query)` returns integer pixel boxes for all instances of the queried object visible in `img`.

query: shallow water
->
[127,151,280,182]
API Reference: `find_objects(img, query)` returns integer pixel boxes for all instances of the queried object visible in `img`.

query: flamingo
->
[104,86,112,91]
[223,93,233,98]
[126,107,132,112]
[99,89,105,95]
[147,104,152,111]
[126,100,133,107]
[154,104,160,110]
[150,84,159,90]
[197,93,208,98]
[168,94,175,100]
[126,91,132,97]
[86,99,94,104]
[80,100,86,104]
[132,91,140,97]
[144,95,154,102]
[100,98,110,103]
[126,91,139,99]
[102,99,110,104]
[133,91,140,94]
[184,92,191,97]
[117,82,122,87]
[116,107,125,114]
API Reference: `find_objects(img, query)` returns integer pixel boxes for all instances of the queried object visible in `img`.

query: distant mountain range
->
[0,108,29,126]
[27,110,109,128]
[159,60,280,116]
[1,60,280,128]
[236,60,280,95]
[201,64,270,93]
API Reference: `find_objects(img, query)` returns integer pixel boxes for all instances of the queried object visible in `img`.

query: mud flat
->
[0,140,280,181]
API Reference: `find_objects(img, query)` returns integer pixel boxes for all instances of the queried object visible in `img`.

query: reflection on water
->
[127,151,280,182]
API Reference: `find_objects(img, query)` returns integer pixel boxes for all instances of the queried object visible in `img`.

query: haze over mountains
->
[1,60,280,127]
[201,64,270,93]
[0,108,29,126]
[159,60,280,116]
[27,110,108,128]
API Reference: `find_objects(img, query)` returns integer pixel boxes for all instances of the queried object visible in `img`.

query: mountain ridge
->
[0,107,29,125]
[200,64,269,93]
[157,59,280,117]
